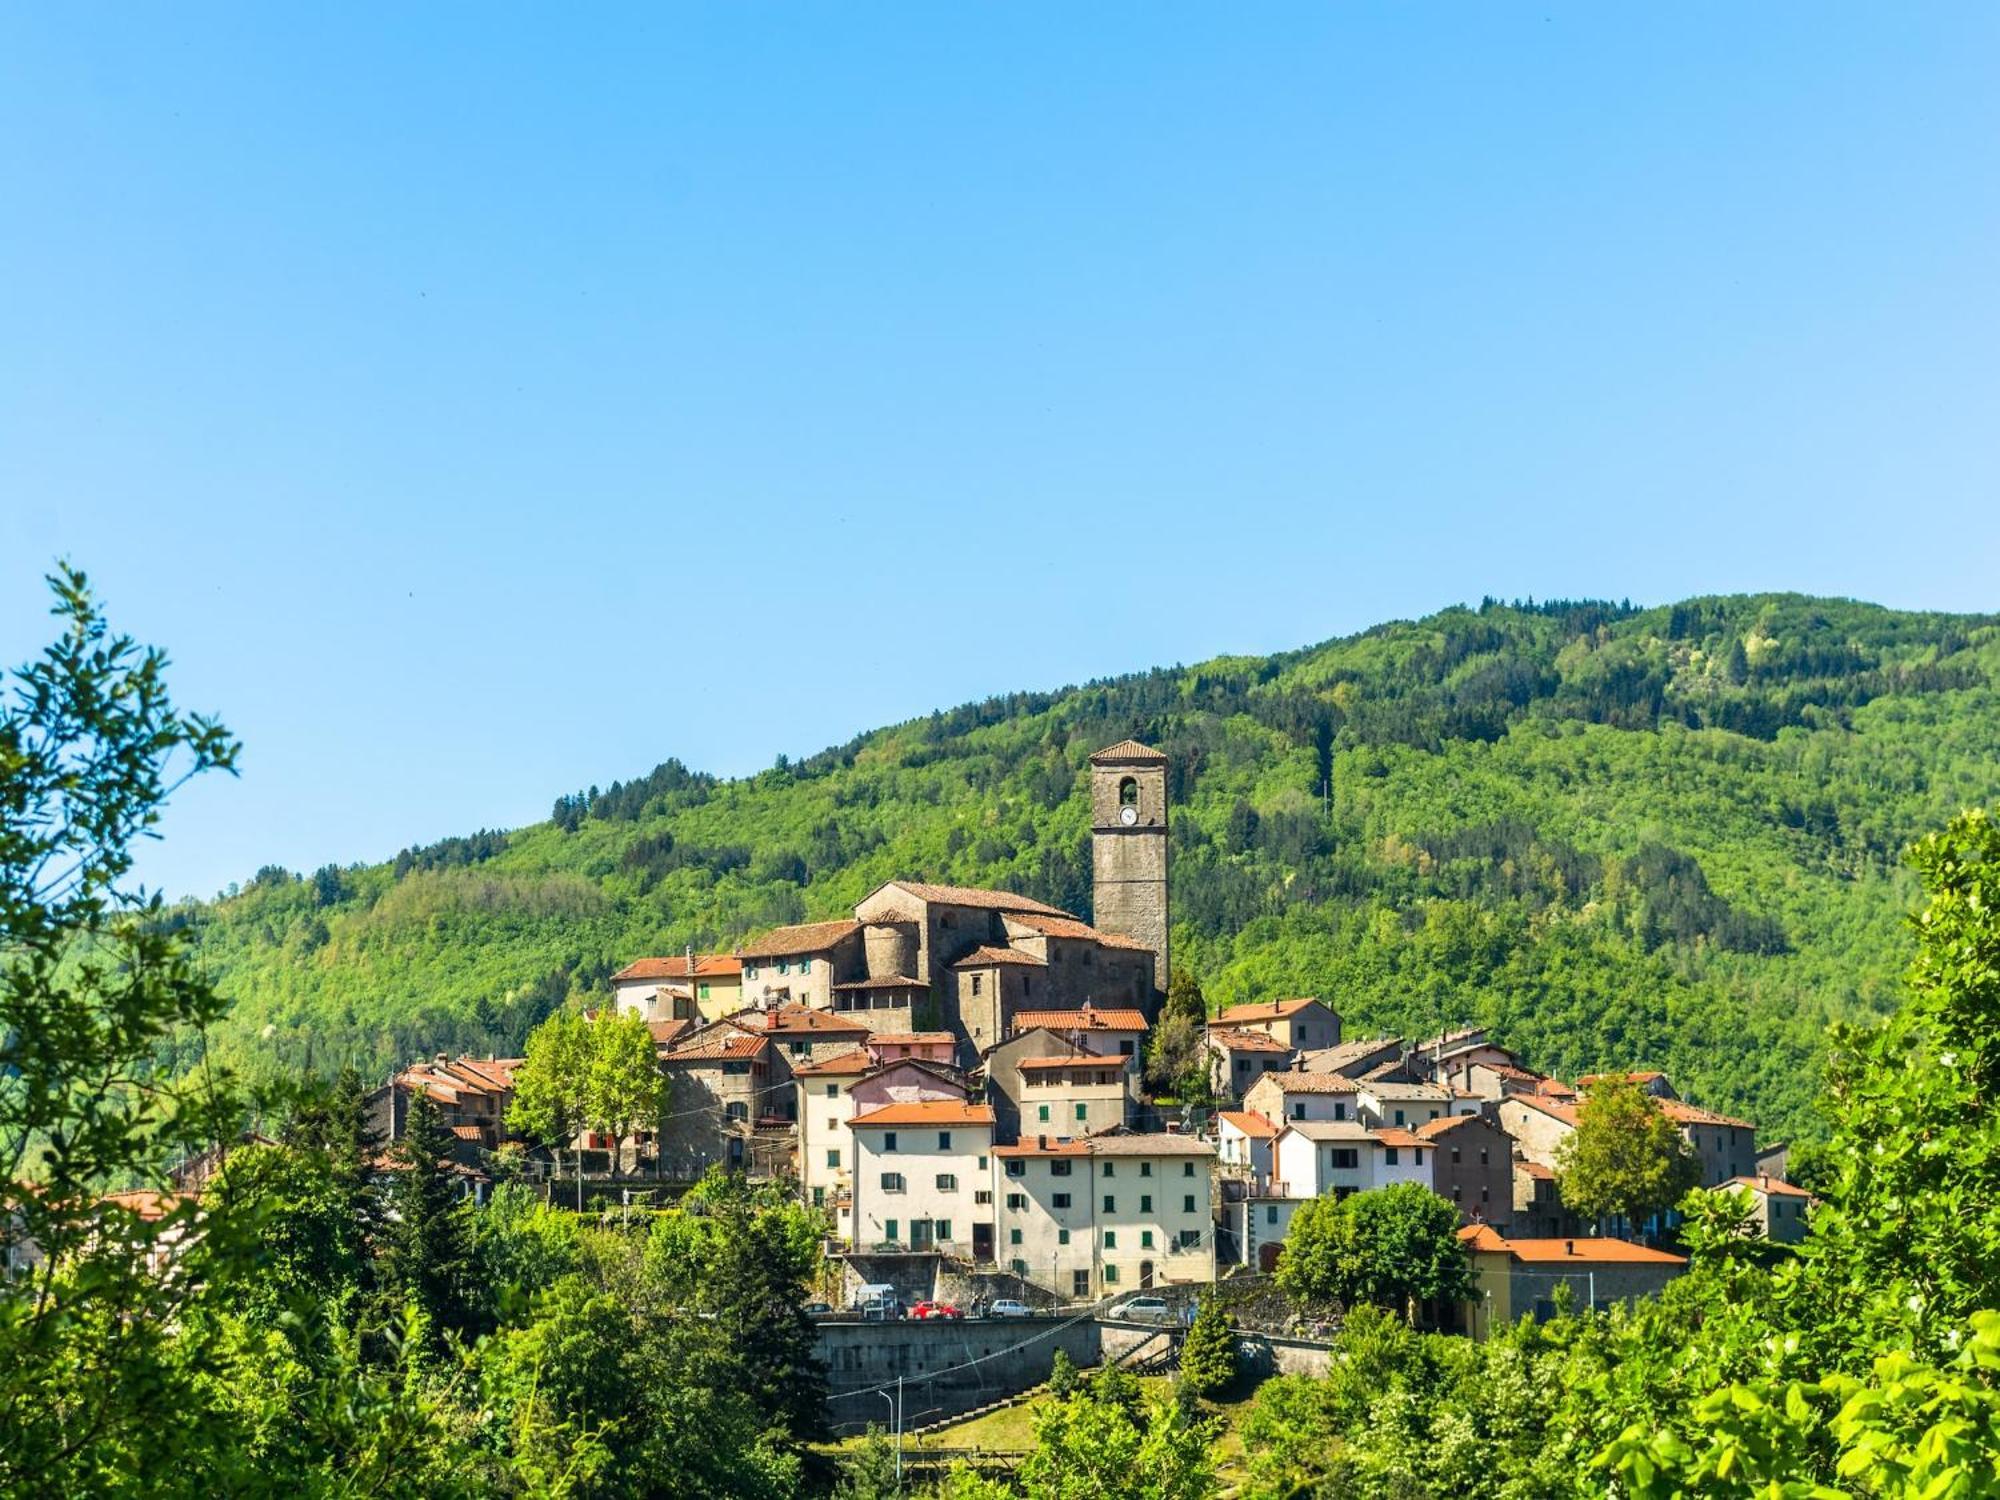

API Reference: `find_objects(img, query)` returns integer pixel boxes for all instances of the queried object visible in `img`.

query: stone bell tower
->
[1090,739,1169,997]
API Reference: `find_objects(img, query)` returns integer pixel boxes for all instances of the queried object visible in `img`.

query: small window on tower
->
[1118,777,1139,807]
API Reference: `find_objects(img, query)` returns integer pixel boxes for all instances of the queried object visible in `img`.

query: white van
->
[853,1283,903,1320]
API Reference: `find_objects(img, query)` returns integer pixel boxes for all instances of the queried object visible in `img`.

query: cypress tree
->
[381,1088,484,1345]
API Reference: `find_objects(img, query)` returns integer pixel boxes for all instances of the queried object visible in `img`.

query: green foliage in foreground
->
[1277,1181,1475,1318]
[180,592,2000,1144]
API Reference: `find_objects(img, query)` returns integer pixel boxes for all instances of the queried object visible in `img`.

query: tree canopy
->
[1554,1079,1700,1228]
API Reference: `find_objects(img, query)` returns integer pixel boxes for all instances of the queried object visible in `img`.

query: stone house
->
[1493,1093,1582,1172]
[657,1025,787,1178]
[1658,1099,1758,1187]
[1356,1080,1457,1130]
[1459,1225,1686,1336]
[1243,1071,1362,1129]
[1204,1026,1293,1100]
[1713,1173,1812,1244]
[1297,1036,1406,1079]
[366,1054,522,1164]
[737,920,865,1010]
[951,946,1048,1058]
[1210,997,1342,1053]
[994,1133,1215,1298]
[738,1004,872,1074]
[827,975,932,1035]
[1511,1157,1574,1238]
[847,1100,996,1259]
[1417,1113,1515,1227]
[999,912,1154,1008]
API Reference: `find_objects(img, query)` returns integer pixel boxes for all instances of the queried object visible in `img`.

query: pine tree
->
[1177,1298,1238,1399]
[707,1201,829,1442]
[381,1089,484,1345]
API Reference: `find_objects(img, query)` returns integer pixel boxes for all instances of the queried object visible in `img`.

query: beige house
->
[847,1099,996,1259]
[985,1027,1133,1143]
[1714,1173,1811,1244]
[610,954,744,1024]
[1356,1080,1457,1130]
[1204,1026,1294,1099]
[737,920,865,1010]
[994,1133,1215,1299]
[1211,997,1342,1053]
[1493,1093,1581,1172]
[1459,1225,1685,1336]
[1009,1006,1148,1069]
[1243,1071,1361,1129]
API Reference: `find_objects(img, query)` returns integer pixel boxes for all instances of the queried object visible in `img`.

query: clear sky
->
[3,5,1997,900]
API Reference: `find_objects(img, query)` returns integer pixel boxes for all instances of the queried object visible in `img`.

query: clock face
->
[1119,804,1138,826]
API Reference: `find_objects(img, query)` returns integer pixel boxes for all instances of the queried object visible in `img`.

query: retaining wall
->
[818,1316,1101,1435]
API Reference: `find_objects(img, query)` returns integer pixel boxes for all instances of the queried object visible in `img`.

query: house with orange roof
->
[867,1032,958,1066]
[611,952,744,1024]
[1458,1225,1686,1335]
[1203,1026,1294,1100]
[736,919,866,1010]
[1215,1109,1277,1185]
[656,1023,788,1177]
[1272,1120,1434,1201]
[1710,1173,1813,1244]
[797,1053,968,1240]
[846,1100,996,1258]
[1242,1069,1362,1129]
[1211,997,1342,1053]
[1006,1006,1149,1071]
[365,1053,524,1164]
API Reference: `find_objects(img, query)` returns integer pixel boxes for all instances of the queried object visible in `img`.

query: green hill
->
[170,594,2000,1145]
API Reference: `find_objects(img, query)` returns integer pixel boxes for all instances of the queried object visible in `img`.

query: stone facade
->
[1089,741,1170,996]
[1417,1112,1515,1227]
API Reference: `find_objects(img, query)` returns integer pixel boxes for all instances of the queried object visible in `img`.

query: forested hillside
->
[172,594,2000,1144]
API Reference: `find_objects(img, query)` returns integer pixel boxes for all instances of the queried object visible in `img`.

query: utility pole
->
[895,1375,904,1486]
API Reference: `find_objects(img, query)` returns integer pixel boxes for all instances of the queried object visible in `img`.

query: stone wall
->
[819,1316,1103,1434]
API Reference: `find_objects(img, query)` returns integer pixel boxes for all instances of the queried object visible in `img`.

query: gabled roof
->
[1217,1110,1278,1139]
[1721,1174,1811,1199]
[1414,1112,1489,1140]
[871,881,1074,917]
[737,919,862,959]
[994,1137,1092,1158]
[646,1019,692,1049]
[792,1050,876,1078]
[1002,912,1155,952]
[1252,1072,1359,1094]
[1012,1006,1149,1033]
[868,1032,955,1047]
[661,1031,770,1064]
[848,1100,994,1129]
[1088,1132,1213,1158]
[1298,1037,1404,1076]
[1371,1128,1426,1149]
[738,1005,872,1037]
[613,954,742,982]
[1206,1026,1293,1055]
[1359,1080,1454,1102]
[1659,1099,1755,1131]
[1457,1225,1686,1266]
[1500,1092,1581,1127]
[1280,1120,1378,1143]
[953,945,1046,969]
[1213,997,1329,1025]
[1089,740,1168,764]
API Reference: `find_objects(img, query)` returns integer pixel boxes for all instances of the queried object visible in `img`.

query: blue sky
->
[3,5,1997,900]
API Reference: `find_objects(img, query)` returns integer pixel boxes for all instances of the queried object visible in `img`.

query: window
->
[884,1132,898,1151]
[1007,1192,1026,1210]
[1330,1148,1359,1169]
[1480,1148,1490,1165]
[1394,1108,1406,1126]
[1006,1161,1025,1179]
[1012,1258,1028,1276]
[1053,1194,1072,1211]
[1118,776,1138,807]
[1103,1195,1116,1212]
[798,958,811,975]
[1141,1230,1154,1248]
[744,965,758,980]
[1024,976,1032,997]
[1182,1194,1195,1212]
[1334,1102,1348,1121]
[977,1155,988,1171]
[825,1084,839,1098]
[1415,1149,1425,1165]
[698,982,711,999]
[1050,1161,1073,1177]
[1177,1229,1200,1249]
[935,1220,952,1243]
[790,1041,807,1056]
[1102,1163,1115,1178]
[1183,1162,1195,1177]
[1073,1269,1090,1298]
[936,1173,958,1191]
[971,975,982,997]
[1120,1040,1135,1057]
[885,1219,899,1241]
[1385,1147,1399,1166]
[1291,1102,1305,1120]
[938,1131,952,1149]
[1059,1228,1071,1245]
[1265,1205,1278,1225]
[1104,1264,1119,1284]
[1103,1231,1117,1249]
[778,960,790,976]
[1140,1194,1152,1213]
[1038,1105,1050,1123]
[826,1149,840,1168]
[1075,1104,1088,1122]
[880,1172,905,1193]
[1451,1146,1461,1164]
[1010,1228,1023,1245]
[1140,1162,1153,1178]
[725,1102,748,1123]
[812,1187,824,1206]
[722,1061,749,1076]
[1480,1186,1490,1202]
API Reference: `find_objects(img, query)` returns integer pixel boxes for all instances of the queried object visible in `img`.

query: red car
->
[909,1300,964,1321]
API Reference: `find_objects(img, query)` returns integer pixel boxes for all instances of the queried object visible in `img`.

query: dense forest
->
[174,593,2000,1144]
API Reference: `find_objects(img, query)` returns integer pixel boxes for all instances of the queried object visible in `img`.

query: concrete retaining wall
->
[818,1316,1102,1435]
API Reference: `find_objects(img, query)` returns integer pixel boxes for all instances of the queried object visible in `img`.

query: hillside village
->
[371,740,1805,1320]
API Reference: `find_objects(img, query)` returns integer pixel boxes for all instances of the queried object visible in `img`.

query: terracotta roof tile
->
[740,1005,871,1036]
[848,1100,994,1128]
[1089,740,1168,763]
[1414,1113,1486,1140]
[867,1032,955,1046]
[1087,1133,1213,1157]
[1214,998,1327,1024]
[1458,1229,1687,1266]
[613,954,742,982]
[1217,1110,1277,1139]
[1371,1128,1426,1148]
[661,1031,770,1064]
[876,881,1074,917]
[1206,1026,1293,1055]
[1011,1006,1149,1033]
[792,1050,876,1077]
[1254,1073,1359,1094]
[646,1020,692,1048]
[736,920,862,959]
[1659,1099,1756,1131]
[994,1137,1092,1158]
[953,945,1046,968]
[1722,1174,1811,1199]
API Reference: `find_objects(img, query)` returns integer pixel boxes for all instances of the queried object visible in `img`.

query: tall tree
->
[1555,1078,1699,1230]
[0,565,245,1493]
[586,1007,668,1172]
[380,1089,484,1346]
[507,1006,592,1180]
[1177,1297,1239,1399]
[1278,1183,1471,1319]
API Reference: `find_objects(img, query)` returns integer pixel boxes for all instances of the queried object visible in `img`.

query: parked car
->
[986,1298,1031,1318]
[802,1301,835,1319]
[853,1283,904,1321]
[909,1299,964,1321]
[1117,1296,1174,1324]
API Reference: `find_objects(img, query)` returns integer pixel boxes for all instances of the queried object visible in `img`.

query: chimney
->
[1565,1239,1576,1256]
[434,1052,448,1066]
[1038,1134,1047,1151]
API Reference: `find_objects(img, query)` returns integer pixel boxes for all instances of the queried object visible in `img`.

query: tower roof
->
[1090,739,1168,764]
